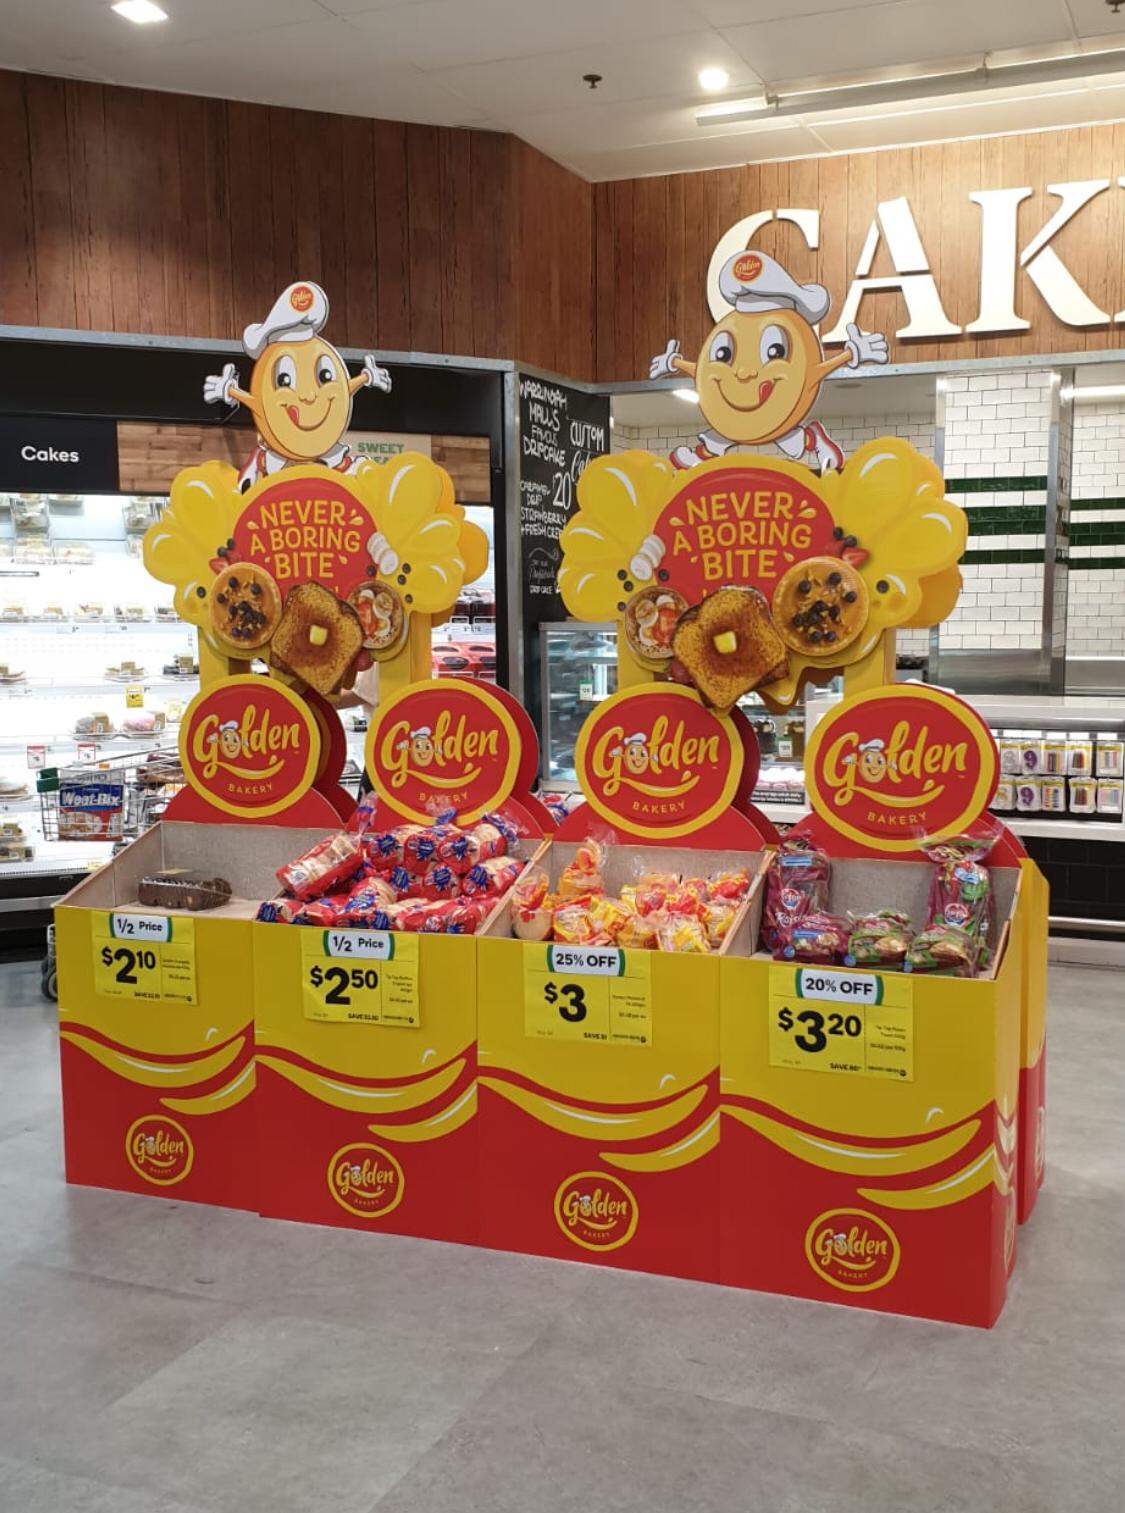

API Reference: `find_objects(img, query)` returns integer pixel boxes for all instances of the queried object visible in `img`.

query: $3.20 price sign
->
[301,930,420,1027]
[92,912,197,1004]
[523,944,652,1047]
[768,965,914,1081]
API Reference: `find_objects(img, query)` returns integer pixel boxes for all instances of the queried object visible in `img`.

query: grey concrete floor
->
[0,959,1122,1513]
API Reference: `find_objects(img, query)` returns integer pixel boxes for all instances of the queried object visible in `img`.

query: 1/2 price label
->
[92,912,197,1004]
[302,930,420,1027]
[523,944,652,1047]
[768,965,913,1081]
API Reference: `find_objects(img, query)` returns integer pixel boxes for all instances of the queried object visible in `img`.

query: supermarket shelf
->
[1,678,196,694]
[0,619,186,633]
[755,801,810,825]
[974,696,1125,730]
[1005,817,1125,842]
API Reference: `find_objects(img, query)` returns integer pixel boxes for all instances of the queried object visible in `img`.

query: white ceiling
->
[1,0,1124,180]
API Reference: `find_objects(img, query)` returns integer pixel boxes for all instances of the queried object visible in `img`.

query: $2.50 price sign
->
[768,965,913,1081]
[302,930,420,1027]
[92,912,197,1004]
[523,944,652,1047]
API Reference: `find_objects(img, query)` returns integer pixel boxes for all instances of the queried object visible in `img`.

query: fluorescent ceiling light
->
[697,94,767,121]
[111,1,168,22]
[698,66,730,93]
[1067,385,1125,401]
[673,388,699,403]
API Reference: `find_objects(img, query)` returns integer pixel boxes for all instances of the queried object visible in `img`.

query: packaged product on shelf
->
[989,778,1015,813]
[1016,778,1041,812]
[1042,737,1067,775]
[1040,777,1066,814]
[1018,737,1044,775]
[73,712,115,738]
[1066,738,1093,776]
[1069,779,1097,816]
[777,911,850,965]
[0,663,26,684]
[1097,779,1124,817]
[904,922,979,977]
[0,776,29,799]
[276,831,364,901]
[1096,737,1124,777]
[121,710,166,736]
[917,831,998,975]
[57,771,126,840]
[761,838,831,951]
[846,909,914,968]
[137,871,232,911]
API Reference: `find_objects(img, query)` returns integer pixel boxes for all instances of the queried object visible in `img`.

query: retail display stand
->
[52,278,1051,1328]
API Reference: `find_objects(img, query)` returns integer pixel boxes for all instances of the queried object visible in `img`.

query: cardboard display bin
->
[55,820,303,1210]
[720,857,1023,1327]
[478,843,766,1282]
[253,838,544,1244]
[1017,859,1049,1223]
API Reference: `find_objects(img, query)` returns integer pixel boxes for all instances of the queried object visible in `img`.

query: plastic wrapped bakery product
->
[847,909,914,969]
[762,839,831,951]
[276,831,363,902]
[137,870,233,911]
[776,911,849,965]
[904,923,978,977]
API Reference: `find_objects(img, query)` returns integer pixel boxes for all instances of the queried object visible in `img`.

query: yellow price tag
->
[768,965,913,1080]
[125,683,145,709]
[302,930,420,1027]
[92,912,197,1004]
[523,944,652,1046]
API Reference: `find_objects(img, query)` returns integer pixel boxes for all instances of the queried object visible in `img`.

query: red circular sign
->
[232,471,377,600]
[179,675,320,819]
[573,685,742,841]
[732,252,763,283]
[804,684,998,853]
[366,678,521,825]
[654,464,835,608]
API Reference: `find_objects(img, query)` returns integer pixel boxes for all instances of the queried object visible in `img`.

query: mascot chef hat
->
[242,281,330,360]
[717,250,831,326]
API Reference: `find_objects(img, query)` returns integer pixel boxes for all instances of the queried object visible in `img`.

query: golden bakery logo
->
[805,684,998,853]
[554,1170,639,1253]
[125,1116,194,1187]
[804,1207,900,1293]
[368,678,520,824]
[575,685,741,840]
[327,1141,405,1219]
[180,675,320,819]
[290,283,314,312]
[232,473,375,597]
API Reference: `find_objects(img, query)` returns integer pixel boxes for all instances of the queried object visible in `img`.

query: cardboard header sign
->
[573,685,742,842]
[803,684,999,853]
[559,442,966,714]
[364,677,552,833]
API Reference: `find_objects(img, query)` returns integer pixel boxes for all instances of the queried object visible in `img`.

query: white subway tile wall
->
[610,375,1125,664]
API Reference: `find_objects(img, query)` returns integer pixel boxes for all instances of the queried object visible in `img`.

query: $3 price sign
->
[768,965,914,1081]
[302,931,420,1027]
[523,945,652,1047]
[92,913,197,1004]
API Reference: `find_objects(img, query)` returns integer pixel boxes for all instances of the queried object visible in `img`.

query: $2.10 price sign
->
[302,930,420,1027]
[92,912,197,1004]
[768,965,913,1081]
[523,944,652,1047]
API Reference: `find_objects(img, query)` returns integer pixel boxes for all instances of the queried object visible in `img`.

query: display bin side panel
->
[477,938,723,1281]
[253,925,479,1244]
[1017,859,1049,1224]
[55,903,257,1211]
[719,881,1024,1327]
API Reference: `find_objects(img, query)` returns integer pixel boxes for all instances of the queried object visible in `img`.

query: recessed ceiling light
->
[111,1,168,23]
[698,66,730,92]
[673,388,699,403]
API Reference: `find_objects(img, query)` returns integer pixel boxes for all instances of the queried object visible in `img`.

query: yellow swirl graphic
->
[722,1105,980,1177]
[858,1145,1007,1210]
[368,1083,476,1142]
[600,1110,719,1172]
[481,1076,706,1142]
[161,1061,256,1116]
[61,1032,246,1089]
[257,1054,465,1114]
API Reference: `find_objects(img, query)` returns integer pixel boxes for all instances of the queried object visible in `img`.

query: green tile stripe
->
[962,548,1125,569]
[1071,520,1125,546]
[1071,497,1125,512]
[965,504,1045,536]
[945,475,1048,493]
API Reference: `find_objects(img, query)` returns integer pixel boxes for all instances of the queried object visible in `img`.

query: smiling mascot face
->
[859,748,888,784]
[219,726,243,761]
[411,734,435,767]
[695,309,824,446]
[248,335,353,460]
[624,742,649,775]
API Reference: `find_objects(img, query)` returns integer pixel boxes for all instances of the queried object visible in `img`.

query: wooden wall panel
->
[592,123,1125,381]
[0,70,593,378]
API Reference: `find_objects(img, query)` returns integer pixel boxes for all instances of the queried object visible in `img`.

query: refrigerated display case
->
[538,622,617,783]
[0,491,199,901]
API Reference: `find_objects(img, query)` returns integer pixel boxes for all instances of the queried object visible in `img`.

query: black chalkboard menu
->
[519,376,610,624]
